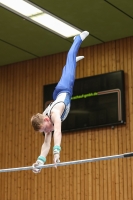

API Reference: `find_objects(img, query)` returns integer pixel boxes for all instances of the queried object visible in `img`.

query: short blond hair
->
[31,113,44,131]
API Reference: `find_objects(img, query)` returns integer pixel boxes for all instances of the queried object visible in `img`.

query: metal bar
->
[0,152,133,173]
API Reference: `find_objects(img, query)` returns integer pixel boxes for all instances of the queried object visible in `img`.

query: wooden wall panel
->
[0,36,133,200]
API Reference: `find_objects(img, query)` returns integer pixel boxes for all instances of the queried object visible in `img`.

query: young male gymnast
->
[31,31,89,173]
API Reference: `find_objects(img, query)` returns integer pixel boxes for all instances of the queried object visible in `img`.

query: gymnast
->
[31,31,89,173]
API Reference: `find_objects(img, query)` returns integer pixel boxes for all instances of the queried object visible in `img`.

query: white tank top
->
[43,93,71,122]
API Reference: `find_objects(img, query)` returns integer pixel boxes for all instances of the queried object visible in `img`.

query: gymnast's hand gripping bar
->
[0,152,133,173]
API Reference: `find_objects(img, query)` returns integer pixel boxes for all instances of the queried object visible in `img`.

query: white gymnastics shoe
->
[76,56,84,62]
[73,31,89,41]
[80,31,89,41]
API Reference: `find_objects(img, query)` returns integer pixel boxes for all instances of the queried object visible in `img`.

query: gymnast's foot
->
[73,31,89,41]
[76,56,84,62]
[80,31,89,41]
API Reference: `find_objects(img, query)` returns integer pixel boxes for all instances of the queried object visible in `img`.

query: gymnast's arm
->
[50,110,62,166]
[50,102,65,146]
[32,132,52,173]
[40,132,52,158]
[51,111,62,146]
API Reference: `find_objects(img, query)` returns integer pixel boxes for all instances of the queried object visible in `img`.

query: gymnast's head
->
[31,113,54,133]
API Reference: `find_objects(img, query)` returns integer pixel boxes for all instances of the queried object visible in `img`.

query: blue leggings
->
[53,35,82,100]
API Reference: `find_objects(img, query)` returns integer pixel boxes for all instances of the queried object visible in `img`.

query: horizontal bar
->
[0,152,133,173]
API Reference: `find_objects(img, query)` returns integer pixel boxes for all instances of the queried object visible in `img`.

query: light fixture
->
[31,13,81,38]
[0,0,82,38]
[0,0,43,17]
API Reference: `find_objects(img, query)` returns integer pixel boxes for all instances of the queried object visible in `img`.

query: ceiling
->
[0,0,133,67]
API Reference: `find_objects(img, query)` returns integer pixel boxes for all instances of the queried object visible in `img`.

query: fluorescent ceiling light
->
[0,0,43,16]
[31,13,81,38]
[0,0,42,16]
[0,0,82,38]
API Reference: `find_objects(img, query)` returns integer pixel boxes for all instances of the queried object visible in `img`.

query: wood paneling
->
[0,36,133,200]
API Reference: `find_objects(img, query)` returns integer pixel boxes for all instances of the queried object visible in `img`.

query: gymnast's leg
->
[53,31,89,100]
